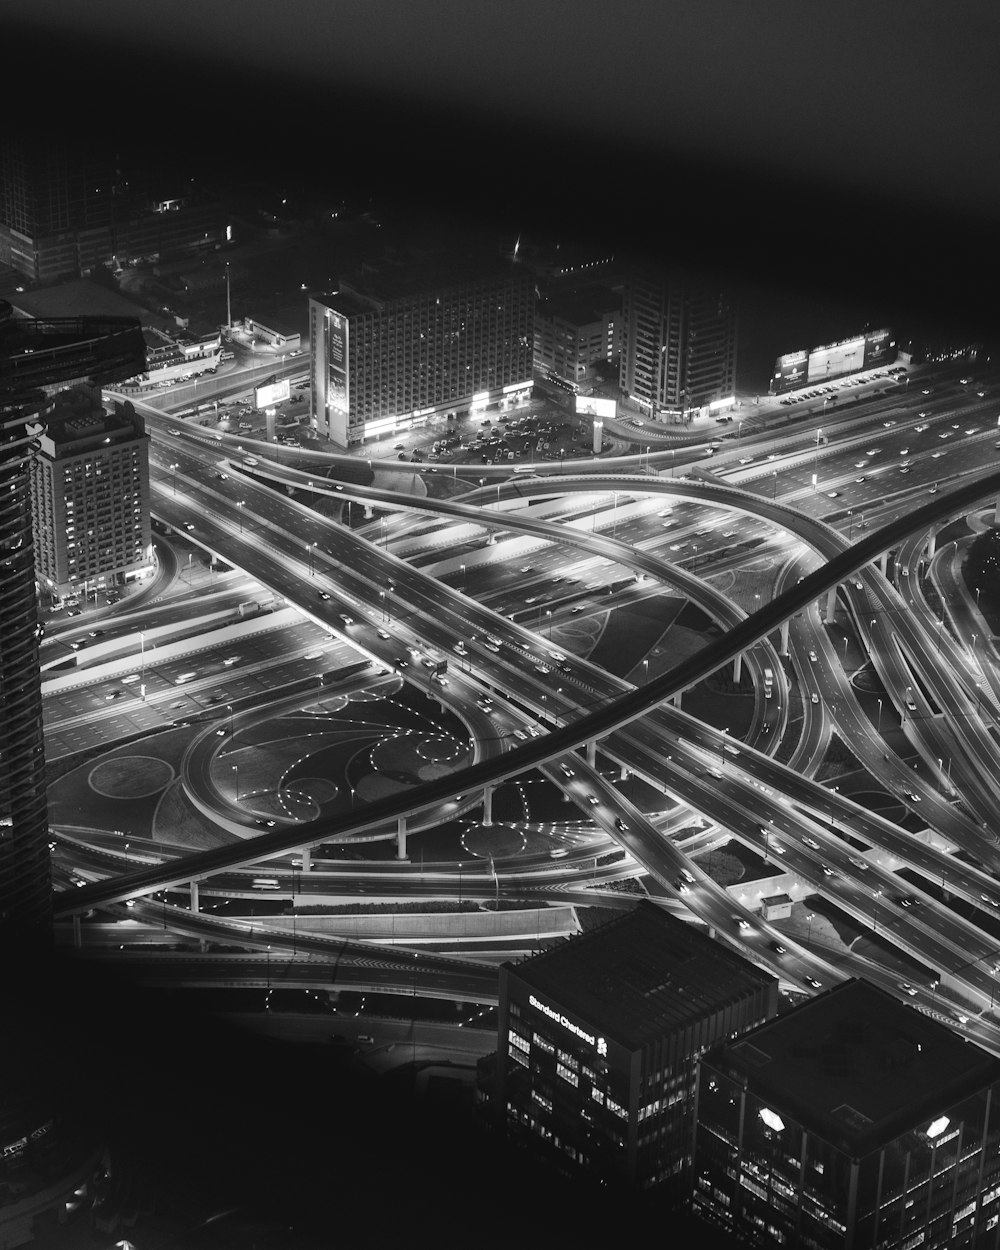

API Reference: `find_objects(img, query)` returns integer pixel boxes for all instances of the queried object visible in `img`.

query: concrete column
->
[363,504,374,519]
[780,620,790,656]
[299,847,311,873]
[672,691,682,708]
[879,552,889,576]
[620,764,628,781]
[482,787,493,827]
[73,914,82,948]
[586,740,597,768]
[825,586,838,624]
[925,532,936,558]
[396,816,408,859]
[733,652,743,683]
[190,880,199,913]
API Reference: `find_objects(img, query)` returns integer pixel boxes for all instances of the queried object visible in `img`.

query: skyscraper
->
[0,300,144,943]
[493,901,778,1197]
[0,134,117,283]
[694,979,1000,1248]
[30,386,152,603]
[620,272,738,421]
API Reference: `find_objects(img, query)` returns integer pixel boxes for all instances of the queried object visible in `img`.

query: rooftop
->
[707,979,1000,1156]
[538,284,620,327]
[506,900,776,1050]
[317,253,526,313]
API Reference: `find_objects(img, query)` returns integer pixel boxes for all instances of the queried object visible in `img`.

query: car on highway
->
[855,476,866,483]
[222,655,240,666]
[805,977,822,990]
[317,590,331,600]
[585,793,600,806]
[827,490,839,498]
[899,983,918,997]
[905,792,921,803]
[810,693,819,704]
[803,836,820,849]
[821,865,835,877]
[848,857,868,871]
[614,817,627,832]
[377,629,390,640]
[897,895,916,908]
[808,650,818,662]
[122,674,141,684]
[559,763,575,778]
[770,942,786,955]
[732,916,751,930]
[867,448,879,455]
[105,690,125,701]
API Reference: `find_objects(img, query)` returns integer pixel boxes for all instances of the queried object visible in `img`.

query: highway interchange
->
[45,362,1000,1054]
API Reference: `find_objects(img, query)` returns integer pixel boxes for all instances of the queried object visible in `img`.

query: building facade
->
[0,302,145,942]
[620,273,738,421]
[694,979,1000,1249]
[309,257,534,449]
[29,387,152,602]
[533,285,620,388]
[494,901,778,1198]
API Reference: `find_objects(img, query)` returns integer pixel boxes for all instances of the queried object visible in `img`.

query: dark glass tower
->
[0,301,145,944]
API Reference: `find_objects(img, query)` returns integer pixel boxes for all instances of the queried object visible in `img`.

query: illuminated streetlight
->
[170,462,178,494]
[876,698,883,732]
[236,500,245,533]
[307,542,315,575]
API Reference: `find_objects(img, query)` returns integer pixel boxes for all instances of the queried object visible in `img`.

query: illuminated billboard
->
[254,378,290,408]
[575,395,617,420]
[863,327,896,369]
[770,350,808,394]
[327,309,349,414]
[807,335,865,383]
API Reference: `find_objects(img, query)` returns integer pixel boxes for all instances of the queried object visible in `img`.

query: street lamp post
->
[236,500,245,533]
[720,727,729,767]
[170,462,178,494]
[232,764,239,801]
[307,542,315,575]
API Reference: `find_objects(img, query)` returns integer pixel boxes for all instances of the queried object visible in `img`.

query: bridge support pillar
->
[925,532,936,558]
[780,620,790,655]
[733,652,743,683]
[825,587,838,624]
[72,914,82,948]
[586,740,597,768]
[363,504,374,519]
[396,816,408,859]
[620,764,628,781]
[190,880,199,913]
[672,691,682,708]
[299,847,311,873]
[482,787,493,827]
[879,552,889,576]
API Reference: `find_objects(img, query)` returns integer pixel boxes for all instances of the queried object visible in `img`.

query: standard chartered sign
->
[529,994,608,1055]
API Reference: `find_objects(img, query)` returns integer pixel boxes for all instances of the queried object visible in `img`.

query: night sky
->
[7,0,1000,332]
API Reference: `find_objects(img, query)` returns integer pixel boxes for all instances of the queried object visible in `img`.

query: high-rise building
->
[0,300,145,943]
[533,285,621,388]
[694,979,1000,1249]
[0,134,117,283]
[620,272,738,421]
[29,387,152,603]
[309,256,534,449]
[493,901,778,1198]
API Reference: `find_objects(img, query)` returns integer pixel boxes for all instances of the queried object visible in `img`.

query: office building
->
[0,134,227,282]
[309,256,534,448]
[0,134,118,283]
[620,272,738,421]
[494,900,778,1197]
[533,285,620,388]
[29,386,152,602]
[694,979,1000,1249]
[0,300,145,943]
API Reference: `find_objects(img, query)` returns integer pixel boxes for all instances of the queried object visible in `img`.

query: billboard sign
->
[807,335,865,383]
[770,350,808,394]
[327,309,349,414]
[254,378,290,408]
[575,395,617,420]
[863,327,895,369]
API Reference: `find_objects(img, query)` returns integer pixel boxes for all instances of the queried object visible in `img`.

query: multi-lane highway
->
[49,368,1000,1046]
